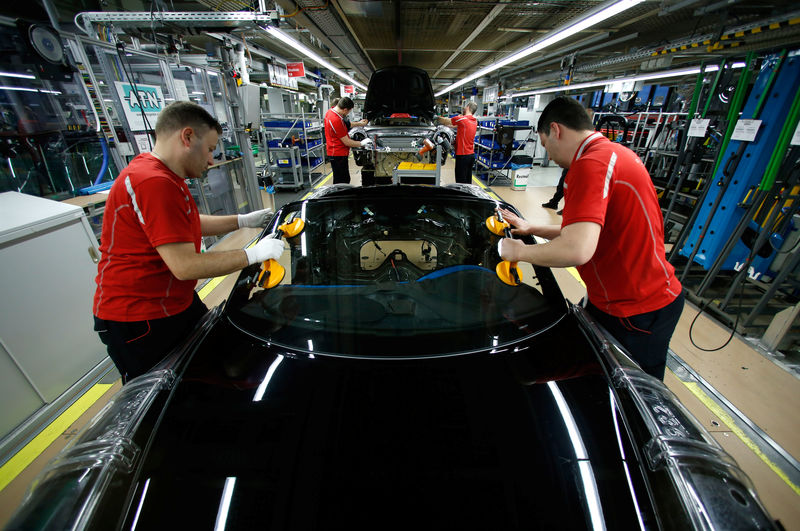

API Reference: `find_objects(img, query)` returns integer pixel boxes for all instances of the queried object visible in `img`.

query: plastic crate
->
[263,119,313,128]
[497,120,530,127]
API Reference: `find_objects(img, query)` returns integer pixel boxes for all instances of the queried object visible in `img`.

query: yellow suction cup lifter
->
[257,217,305,289]
[496,260,522,286]
[485,215,510,236]
[487,210,522,286]
[279,218,305,238]
[257,258,285,289]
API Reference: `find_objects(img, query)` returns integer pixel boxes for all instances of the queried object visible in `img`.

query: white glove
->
[238,208,273,229]
[360,138,373,147]
[244,238,284,265]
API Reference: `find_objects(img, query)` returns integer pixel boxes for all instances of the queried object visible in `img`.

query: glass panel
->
[0,26,120,199]
[228,192,567,357]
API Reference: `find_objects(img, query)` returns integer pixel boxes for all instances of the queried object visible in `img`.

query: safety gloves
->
[238,208,273,229]
[244,238,284,265]
[360,138,374,148]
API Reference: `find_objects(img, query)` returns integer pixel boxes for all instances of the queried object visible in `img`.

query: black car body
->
[350,66,454,182]
[8,185,777,530]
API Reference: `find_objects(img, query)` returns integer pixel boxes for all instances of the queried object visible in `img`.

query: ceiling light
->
[0,86,62,95]
[510,63,745,98]
[264,26,367,91]
[435,0,645,96]
[0,71,36,80]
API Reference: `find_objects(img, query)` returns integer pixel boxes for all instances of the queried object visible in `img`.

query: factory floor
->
[1,159,798,528]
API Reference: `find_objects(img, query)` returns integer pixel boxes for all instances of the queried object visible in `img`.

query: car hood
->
[363,65,436,121]
[121,316,646,529]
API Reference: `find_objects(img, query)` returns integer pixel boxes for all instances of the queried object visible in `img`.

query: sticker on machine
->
[114,81,166,132]
[687,118,709,138]
[730,119,762,142]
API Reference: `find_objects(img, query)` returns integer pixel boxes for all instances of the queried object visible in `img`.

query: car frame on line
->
[349,65,454,184]
[7,184,778,530]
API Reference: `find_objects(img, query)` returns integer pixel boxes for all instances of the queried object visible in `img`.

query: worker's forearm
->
[200,214,240,236]
[515,238,586,268]
[530,224,562,240]
[175,249,250,280]
[342,136,363,148]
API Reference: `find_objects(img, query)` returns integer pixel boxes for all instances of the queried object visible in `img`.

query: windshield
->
[226,187,567,357]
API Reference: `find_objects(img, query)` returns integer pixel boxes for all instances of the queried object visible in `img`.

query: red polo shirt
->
[451,114,477,155]
[325,108,350,156]
[562,133,681,317]
[93,153,201,321]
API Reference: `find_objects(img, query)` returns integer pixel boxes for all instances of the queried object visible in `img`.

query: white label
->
[687,118,710,138]
[173,79,189,101]
[791,120,800,146]
[730,119,762,142]
[134,133,153,153]
[113,81,165,131]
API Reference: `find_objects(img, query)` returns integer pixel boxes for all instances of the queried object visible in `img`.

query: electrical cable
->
[115,42,155,150]
[688,278,745,352]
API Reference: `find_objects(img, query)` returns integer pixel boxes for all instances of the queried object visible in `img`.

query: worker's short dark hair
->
[155,101,223,139]
[337,97,354,110]
[537,96,594,135]
[465,101,477,114]
[331,97,340,108]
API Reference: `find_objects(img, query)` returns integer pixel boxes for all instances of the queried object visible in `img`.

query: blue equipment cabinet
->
[679,50,800,274]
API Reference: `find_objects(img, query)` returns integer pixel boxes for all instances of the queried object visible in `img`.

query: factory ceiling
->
[20,0,800,95]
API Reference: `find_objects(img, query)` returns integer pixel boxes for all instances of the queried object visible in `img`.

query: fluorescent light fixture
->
[265,25,367,91]
[511,62,746,98]
[0,85,62,95]
[214,477,237,531]
[435,0,644,96]
[191,91,205,95]
[0,71,35,79]
[253,355,284,402]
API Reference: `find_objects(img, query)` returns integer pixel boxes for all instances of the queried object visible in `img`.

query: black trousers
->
[455,154,475,184]
[586,292,684,381]
[94,292,208,383]
[548,168,568,204]
[330,155,350,184]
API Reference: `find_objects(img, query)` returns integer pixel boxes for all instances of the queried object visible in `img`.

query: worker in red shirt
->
[499,96,683,380]
[436,101,478,184]
[93,101,283,383]
[325,97,369,185]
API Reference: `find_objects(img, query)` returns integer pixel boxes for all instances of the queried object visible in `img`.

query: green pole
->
[686,62,705,119]
[759,84,800,191]
[701,58,727,119]
[710,52,755,179]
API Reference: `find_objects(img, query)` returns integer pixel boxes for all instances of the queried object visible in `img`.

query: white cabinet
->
[0,192,109,442]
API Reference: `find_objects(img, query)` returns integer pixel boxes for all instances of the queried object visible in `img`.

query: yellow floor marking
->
[676,376,800,497]
[0,383,114,492]
[567,267,586,287]
[471,176,502,201]
[302,171,332,199]
[197,275,227,300]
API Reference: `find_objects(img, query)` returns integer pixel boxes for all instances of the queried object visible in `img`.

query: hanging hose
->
[93,135,109,186]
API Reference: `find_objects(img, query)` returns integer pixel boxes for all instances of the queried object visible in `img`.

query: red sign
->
[287,62,305,78]
[343,85,354,94]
